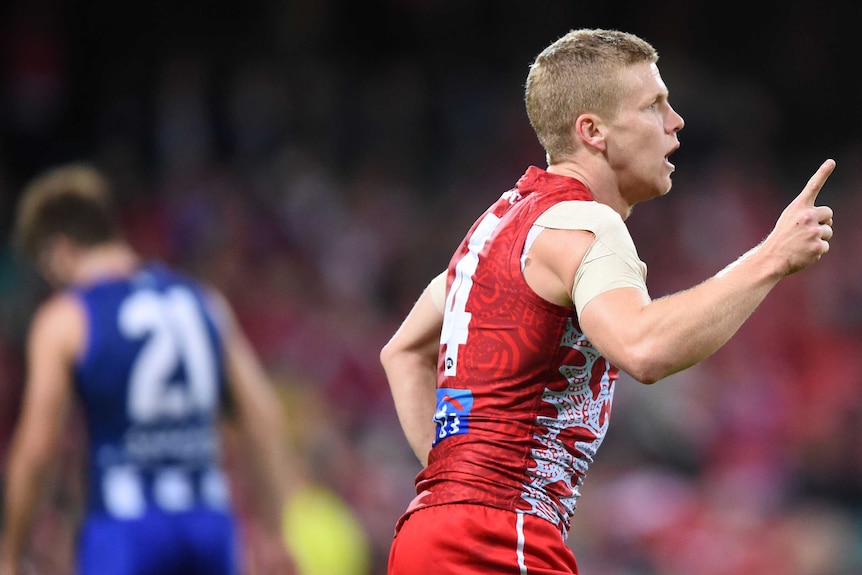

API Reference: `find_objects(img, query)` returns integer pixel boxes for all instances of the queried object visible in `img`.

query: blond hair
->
[14,163,120,263]
[525,29,658,163]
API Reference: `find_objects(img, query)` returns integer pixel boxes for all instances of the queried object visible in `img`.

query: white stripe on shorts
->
[516,511,527,574]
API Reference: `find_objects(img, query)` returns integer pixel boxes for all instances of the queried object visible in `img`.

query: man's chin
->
[660,177,674,196]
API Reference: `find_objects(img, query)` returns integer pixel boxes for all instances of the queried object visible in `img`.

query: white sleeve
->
[534,201,648,316]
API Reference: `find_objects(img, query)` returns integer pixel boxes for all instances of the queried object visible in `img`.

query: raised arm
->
[0,295,82,575]
[579,159,835,384]
[380,274,445,467]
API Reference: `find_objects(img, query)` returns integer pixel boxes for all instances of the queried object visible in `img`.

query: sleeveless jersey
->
[411,166,618,538]
[73,264,231,519]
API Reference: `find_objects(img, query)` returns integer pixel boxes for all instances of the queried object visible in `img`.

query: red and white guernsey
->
[410,166,619,538]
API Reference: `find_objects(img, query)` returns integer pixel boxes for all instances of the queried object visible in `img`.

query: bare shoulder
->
[28,292,86,359]
[31,292,83,332]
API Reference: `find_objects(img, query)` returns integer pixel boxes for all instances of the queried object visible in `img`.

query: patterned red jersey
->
[409,166,618,538]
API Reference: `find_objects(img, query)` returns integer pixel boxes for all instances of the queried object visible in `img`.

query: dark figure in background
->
[0,164,295,575]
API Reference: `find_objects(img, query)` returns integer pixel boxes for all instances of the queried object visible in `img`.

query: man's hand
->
[762,159,835,276]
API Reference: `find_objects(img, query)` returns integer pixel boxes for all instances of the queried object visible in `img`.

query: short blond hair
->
[14,163,119,263]
[525,29,658,163]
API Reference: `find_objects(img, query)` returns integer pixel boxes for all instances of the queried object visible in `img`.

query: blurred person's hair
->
[525,28,658,164]
[14,163,120,263]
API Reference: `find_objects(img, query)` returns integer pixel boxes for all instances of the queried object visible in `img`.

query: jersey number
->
[440,213,500,376]
[119,287,218,423]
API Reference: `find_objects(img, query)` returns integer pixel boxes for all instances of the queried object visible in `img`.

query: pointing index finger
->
[801,159,836,205]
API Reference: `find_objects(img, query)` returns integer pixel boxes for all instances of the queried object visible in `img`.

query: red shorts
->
[388,504,578,574]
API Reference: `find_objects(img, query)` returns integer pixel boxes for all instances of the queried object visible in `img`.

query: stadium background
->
[2,1,862,573]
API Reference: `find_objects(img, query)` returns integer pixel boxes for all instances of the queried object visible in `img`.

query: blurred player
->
[0,164,294,575]
[382,28,835,574]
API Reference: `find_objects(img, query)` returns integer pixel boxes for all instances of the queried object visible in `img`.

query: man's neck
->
[70,243,141,286]
[546,161,631,220]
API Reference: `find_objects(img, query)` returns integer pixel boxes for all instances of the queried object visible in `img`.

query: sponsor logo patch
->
[433,388,474,445]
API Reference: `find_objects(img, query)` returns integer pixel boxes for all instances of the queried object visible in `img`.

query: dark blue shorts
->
[77,508,240,575]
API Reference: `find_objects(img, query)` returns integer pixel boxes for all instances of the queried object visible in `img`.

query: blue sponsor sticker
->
[433,388,474,445]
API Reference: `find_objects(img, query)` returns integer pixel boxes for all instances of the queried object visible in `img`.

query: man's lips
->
[665,143,680,170]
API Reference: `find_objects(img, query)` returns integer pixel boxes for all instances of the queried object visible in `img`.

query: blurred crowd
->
[2,1,862,574]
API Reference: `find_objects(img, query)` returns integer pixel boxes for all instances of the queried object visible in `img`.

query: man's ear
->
[39,234,78,286]
[51,235,79,261]
[573,113,607,152]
